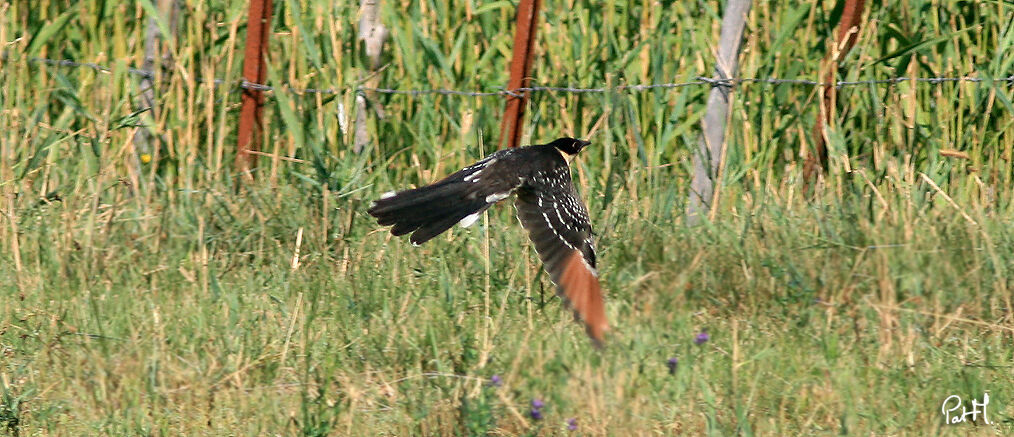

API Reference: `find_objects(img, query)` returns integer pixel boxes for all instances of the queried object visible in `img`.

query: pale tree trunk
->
[354,0,388,153]
[686,0,752,226]
[134,0,179,166]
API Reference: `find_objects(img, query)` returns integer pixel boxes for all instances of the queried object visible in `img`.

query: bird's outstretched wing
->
[368,141,608,345]
[368,150,521,245]
[515,183,608,345]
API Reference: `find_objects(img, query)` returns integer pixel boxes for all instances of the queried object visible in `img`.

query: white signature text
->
[941,393,990,425]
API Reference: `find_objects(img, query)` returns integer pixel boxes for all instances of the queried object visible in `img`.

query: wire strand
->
[7,54,1013,97]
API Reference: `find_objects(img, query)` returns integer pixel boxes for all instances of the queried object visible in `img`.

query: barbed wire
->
[8,54,1014,97]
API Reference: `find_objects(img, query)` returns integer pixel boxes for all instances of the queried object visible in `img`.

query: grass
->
[2,0,1014,434]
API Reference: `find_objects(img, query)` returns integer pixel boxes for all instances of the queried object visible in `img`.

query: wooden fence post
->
[354,0,388,154]
[499,0,542,149]
[134,0,179,167]
[235,0,274,174]
[686,0,752,225]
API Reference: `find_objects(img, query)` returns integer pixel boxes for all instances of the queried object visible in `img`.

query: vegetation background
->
[2,0,1013,434]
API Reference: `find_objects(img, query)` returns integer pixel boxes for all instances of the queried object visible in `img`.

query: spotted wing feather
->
[515,184,608,345]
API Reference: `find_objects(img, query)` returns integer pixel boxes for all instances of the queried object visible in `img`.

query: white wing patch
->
[578,254,598,277]
[463,158,497,183]
[380,191,396,199]
[458,212,481,228]
[463,171,482,182]
[485,192,511,203]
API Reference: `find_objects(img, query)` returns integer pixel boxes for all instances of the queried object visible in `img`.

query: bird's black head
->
[548,137,592,156]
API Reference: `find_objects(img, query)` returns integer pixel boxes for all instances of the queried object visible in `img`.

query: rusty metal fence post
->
[499,0,542,149]
[808,0,866,181]
[235,0,274,174]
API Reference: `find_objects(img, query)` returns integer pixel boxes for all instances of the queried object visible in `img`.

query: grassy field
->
[2,0,1014,435]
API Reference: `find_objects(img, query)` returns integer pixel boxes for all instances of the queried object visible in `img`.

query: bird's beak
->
[578,139,591,149]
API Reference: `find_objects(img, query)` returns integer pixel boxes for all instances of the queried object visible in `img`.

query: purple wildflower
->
[566,418,577,431]
[667,357,679,375]
[489,375,502,387]
[694,330,710,345]
[529,398,545,420]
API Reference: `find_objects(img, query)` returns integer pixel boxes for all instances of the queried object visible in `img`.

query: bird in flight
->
[367,137,608,345]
